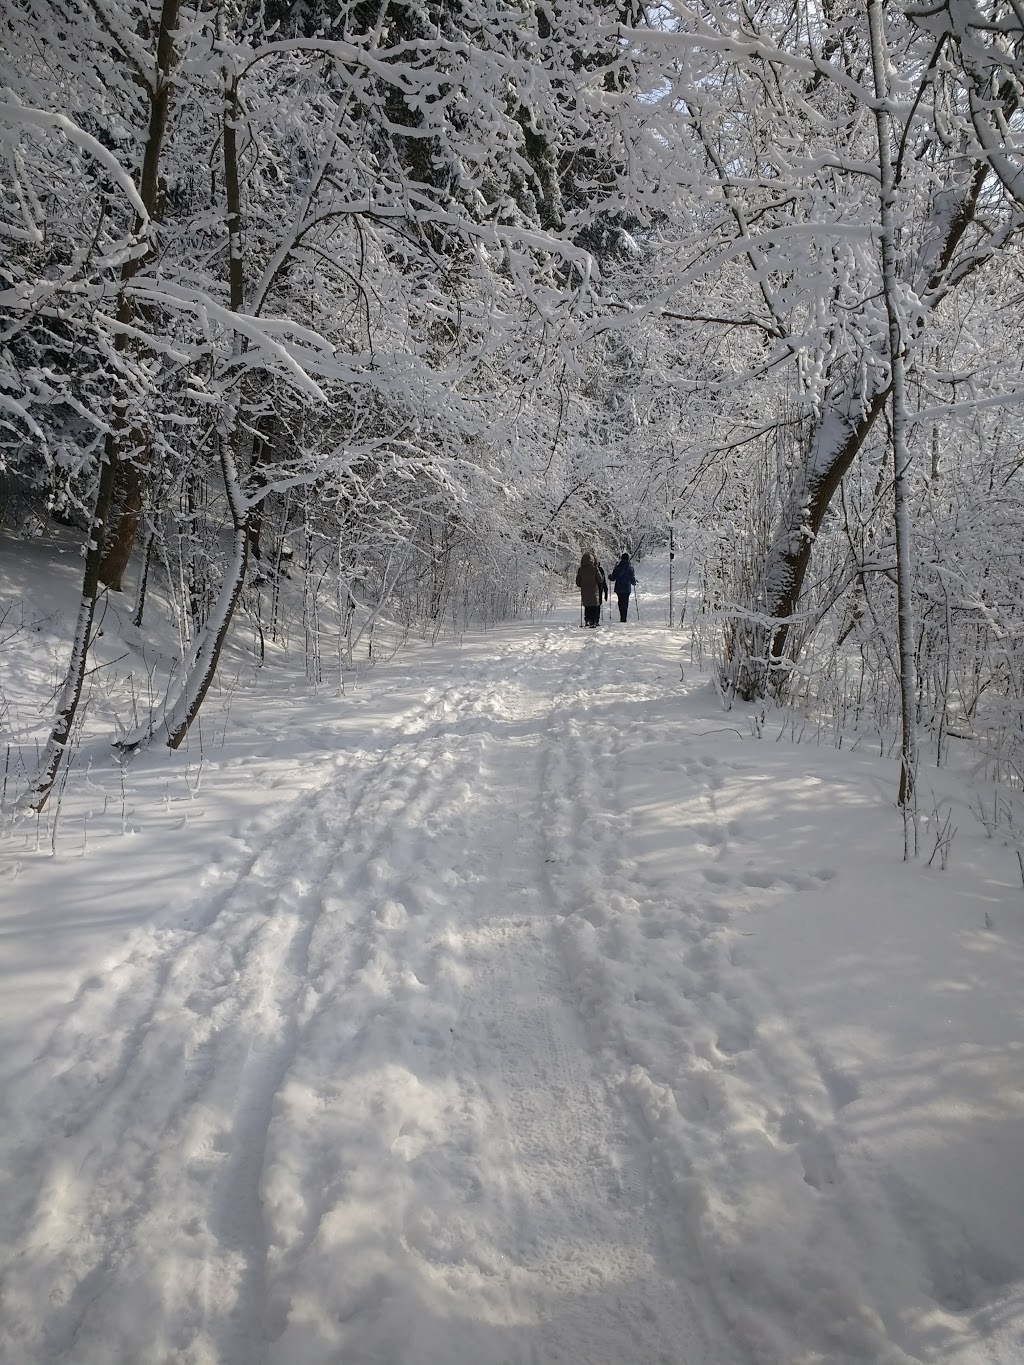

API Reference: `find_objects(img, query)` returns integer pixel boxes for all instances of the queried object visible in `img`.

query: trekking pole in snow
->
[634,589,641,622]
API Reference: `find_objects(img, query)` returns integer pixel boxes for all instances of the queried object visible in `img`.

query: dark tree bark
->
[26,0,182,808]
[732,157,1017,699]
[97,0,182,591]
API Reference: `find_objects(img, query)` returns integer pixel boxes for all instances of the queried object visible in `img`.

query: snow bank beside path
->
[1,549,1023,1365]
[556,626,1024,1365]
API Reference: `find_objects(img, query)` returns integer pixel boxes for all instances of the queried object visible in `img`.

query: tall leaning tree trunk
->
[726,9,1024,704]
[119,31,250,752]
[731,147,997,703]
[23,0,181,810]
[868,0,918,816]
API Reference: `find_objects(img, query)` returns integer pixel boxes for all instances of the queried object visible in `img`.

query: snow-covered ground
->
[2,542,1024,1365]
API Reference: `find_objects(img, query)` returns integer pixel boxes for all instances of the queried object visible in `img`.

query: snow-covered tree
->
[2,0,673,794]
[623,2,1024,707]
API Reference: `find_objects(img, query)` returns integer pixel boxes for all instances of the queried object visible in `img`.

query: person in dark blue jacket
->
[609,552,636,622]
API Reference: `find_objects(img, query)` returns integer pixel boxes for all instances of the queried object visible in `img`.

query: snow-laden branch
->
[910,387,1024,425]
[124,283,331,397]
[0,98,149,224]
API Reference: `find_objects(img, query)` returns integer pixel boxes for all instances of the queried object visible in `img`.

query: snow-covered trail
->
[3,585,1024,1365]
[0,618,740,1365]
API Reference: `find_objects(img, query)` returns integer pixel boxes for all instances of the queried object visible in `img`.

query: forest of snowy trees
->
[3,0,1024,815]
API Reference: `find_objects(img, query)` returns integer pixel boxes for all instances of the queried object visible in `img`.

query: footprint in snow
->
[741,867,779,889]
[688,821,726,846]
[737,865,839,892]
[639,919,672,941]
[374,898,407,927]
[779,1112,839,1189]
[822,1066,860,1111]
[714,1025,751,1057]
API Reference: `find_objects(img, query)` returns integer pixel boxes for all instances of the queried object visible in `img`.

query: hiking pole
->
[633,589,641,622]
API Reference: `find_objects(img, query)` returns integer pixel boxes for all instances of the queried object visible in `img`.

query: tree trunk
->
[131,523,157,629]
[732,150,1001,701]
[121,35,252,752]
[668,520,674,628]
[98,435,147,590]
[728,383,889,701]
[868,0,918,813]
[155,47,252,748]
[21,431,120,808]
[97,0,182,590]
[23,0,181,808]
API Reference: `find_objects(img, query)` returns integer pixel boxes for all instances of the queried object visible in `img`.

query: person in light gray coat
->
[576,551,608,627]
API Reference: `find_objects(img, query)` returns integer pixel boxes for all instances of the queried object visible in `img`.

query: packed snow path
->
[2,588,1023,1365]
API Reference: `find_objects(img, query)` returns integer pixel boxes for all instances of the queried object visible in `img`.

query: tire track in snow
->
[0,652,546,1365]
[0,764,371,1364]
[252,637,583,1363]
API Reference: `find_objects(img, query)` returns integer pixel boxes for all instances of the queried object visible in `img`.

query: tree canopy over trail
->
[4,0,1024,807]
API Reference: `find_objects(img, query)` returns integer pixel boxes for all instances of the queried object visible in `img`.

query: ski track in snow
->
[2,614,1017,1364]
